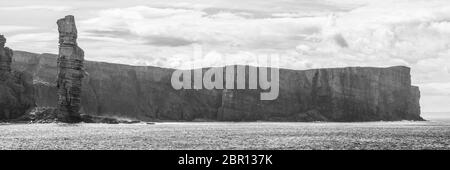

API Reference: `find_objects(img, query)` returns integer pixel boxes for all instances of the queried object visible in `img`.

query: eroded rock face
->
[12,50,422,122]
[218,66,423,121]
[56,16,84,123]
[0,36,35,120]
[0,35,13,73]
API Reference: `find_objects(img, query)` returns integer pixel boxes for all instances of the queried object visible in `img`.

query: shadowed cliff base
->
[9,107,142,124]
[10,50,423,122]
[0,35,36,120]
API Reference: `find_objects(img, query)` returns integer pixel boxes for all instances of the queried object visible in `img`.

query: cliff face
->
[0,36,35,120]
[0,36,12,73]
[0,71,35,120]
[12,51,422,121]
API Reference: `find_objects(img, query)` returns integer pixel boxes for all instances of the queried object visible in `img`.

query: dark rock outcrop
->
[55,15,85,123]
[12,51,422,122]
[0,35,35,120]
[15,107,141,124]
[0,35,13,73]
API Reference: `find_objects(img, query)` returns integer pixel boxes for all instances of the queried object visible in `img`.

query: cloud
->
[0,26,36,33]
[418,82,450,112]
[145,36,197,47]
[7,32,57,53]
[0,5,72,12]
[83,27,197,47]
[8,32,57,43]
[294,0,450,75]
[333,34,348,48]
[419,83,450,96]
[79,6,330,51]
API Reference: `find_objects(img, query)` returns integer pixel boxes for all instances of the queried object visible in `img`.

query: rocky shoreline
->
[2,107,143,124]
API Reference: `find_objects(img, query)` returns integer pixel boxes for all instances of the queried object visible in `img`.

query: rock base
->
[13,107,142,124]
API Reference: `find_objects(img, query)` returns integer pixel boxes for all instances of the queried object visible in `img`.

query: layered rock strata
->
[0,35,12,73]
[55,15,85,123]
[12,51,422,122]
[0,36,35,120]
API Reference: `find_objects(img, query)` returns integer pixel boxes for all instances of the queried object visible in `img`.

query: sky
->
[0,0,449,113]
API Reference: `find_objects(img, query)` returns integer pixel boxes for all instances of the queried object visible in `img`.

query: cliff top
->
[12,50,411,73]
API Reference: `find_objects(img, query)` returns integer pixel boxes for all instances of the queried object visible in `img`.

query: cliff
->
[12,50,422,122]
[0,36,35,120]
[0,71,36,120]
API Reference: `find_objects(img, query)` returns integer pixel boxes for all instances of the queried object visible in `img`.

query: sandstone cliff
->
[0,36,35,120]
[12,51,422,122]
[0,71,35,120]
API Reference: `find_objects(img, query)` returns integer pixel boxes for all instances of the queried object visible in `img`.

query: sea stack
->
[0,35,13,73]
[56,15,84,123]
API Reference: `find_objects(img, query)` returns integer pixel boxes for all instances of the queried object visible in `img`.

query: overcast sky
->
[0,0,449,113]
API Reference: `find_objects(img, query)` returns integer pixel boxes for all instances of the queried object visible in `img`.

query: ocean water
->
[422,112,450,123]
[0,120,449,150]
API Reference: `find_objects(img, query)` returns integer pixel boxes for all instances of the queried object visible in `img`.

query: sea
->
[0,112,449,150]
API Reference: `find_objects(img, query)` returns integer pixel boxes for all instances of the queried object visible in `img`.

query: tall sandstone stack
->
[0,35,34,120]
[56,15,85,123]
